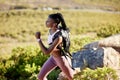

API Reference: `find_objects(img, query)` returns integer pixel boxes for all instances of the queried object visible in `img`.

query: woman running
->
[35,13,74,80]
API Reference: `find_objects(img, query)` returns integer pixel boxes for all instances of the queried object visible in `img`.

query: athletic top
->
[48,29,60,45]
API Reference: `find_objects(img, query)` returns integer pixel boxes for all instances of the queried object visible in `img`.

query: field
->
[0,0,120,11]
[0,9,120,56]
[74,0,120,11]
[0,2,120,79]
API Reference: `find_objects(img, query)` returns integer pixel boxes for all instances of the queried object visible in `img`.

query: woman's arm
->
[35,32,62,55]
[38,36,62,55]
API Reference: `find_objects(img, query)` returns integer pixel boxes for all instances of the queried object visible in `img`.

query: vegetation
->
[0,10,119,42]
[0,46,55,80]
[0,0,120,11]
[0,9,119,55]
[74,0,120,11]
[0,9,120,80]
[74,68,118,80]
[0,46,118,80]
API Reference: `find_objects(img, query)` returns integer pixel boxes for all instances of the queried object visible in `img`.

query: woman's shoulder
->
[53,31,62,41]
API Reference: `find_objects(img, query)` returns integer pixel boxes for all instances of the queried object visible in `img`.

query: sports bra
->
[47,29,60,45]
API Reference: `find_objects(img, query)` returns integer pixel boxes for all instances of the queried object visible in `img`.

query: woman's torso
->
[48,29,62,57]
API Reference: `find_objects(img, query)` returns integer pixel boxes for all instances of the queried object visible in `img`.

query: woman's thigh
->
[38,56,57,79]
[53,56,74,79]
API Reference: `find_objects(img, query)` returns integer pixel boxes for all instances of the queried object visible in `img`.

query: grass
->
[0,10,119,38]
[0,0,120,11]
[0,8,120,80]
[73,0,120,11]
[0,9,120,56]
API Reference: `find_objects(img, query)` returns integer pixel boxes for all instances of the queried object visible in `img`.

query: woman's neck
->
[50,28,58,35]
[50,26,58,33]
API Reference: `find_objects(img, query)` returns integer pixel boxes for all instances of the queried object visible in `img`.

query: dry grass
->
[0,10,120,56]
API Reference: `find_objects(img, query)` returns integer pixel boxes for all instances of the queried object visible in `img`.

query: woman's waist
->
[50,50,61,57]
[51,49,70,56]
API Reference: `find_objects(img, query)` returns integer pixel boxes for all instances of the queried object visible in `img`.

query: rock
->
[84,34,120,53]
[72,34,120,78]
[58,34,120,79]
[72,47,120,78]
[103,47,120,69]
[84,41,99,49]
[98,34,120,53]
[72,48,104,70]
[99,34,120,48]
[103,47,120,77]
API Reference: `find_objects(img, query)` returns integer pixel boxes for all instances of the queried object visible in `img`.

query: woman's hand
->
[35,32,41,39]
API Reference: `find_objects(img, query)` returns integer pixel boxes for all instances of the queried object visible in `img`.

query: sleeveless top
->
[47,29,60,45]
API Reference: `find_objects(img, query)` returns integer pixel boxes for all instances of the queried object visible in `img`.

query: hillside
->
[0,0,120,11]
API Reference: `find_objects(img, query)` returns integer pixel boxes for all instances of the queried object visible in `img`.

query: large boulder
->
[72,47,104,70]
[58,34,120,80]
[84,34,120,52]
[72,34,120,77]
[72,47,120,74]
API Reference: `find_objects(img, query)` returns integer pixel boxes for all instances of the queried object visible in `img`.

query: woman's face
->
[46,17,56,28]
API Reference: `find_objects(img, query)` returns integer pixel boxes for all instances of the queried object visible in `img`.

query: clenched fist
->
[35,32,41,39]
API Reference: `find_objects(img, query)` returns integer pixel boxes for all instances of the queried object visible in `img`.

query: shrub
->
[0,45,119,80]
[47,69,61,80]
[0,46,49,80]
[97,24,120,37]
[70,37,100,52]
[74,67,118,80]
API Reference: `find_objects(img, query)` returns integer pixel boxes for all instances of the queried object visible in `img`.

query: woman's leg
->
[53,56,74,80]
[38,56,57,80]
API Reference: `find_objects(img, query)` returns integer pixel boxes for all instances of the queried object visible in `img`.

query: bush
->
[70,37,100,52]
[0,45,119,80]
[74,67,118,80]
[47,69,61,80]
[97,24,120,37]
[0,46,50,80]
[0,46,62,80]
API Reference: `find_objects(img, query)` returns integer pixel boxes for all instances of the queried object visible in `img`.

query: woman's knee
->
[65,69,74,80]
[68,74,74,80]
[59,72,73,80]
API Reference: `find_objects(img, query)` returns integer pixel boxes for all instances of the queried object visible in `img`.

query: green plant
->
[97,24,120,37]
[0,46,48,80]
[70,37,100,52]
[47,69,61,80]
[74,67,118,80]
[0,46,62,80]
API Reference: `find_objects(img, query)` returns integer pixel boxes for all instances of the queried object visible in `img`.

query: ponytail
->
[56,13,67,30]
[49,13,69,30]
